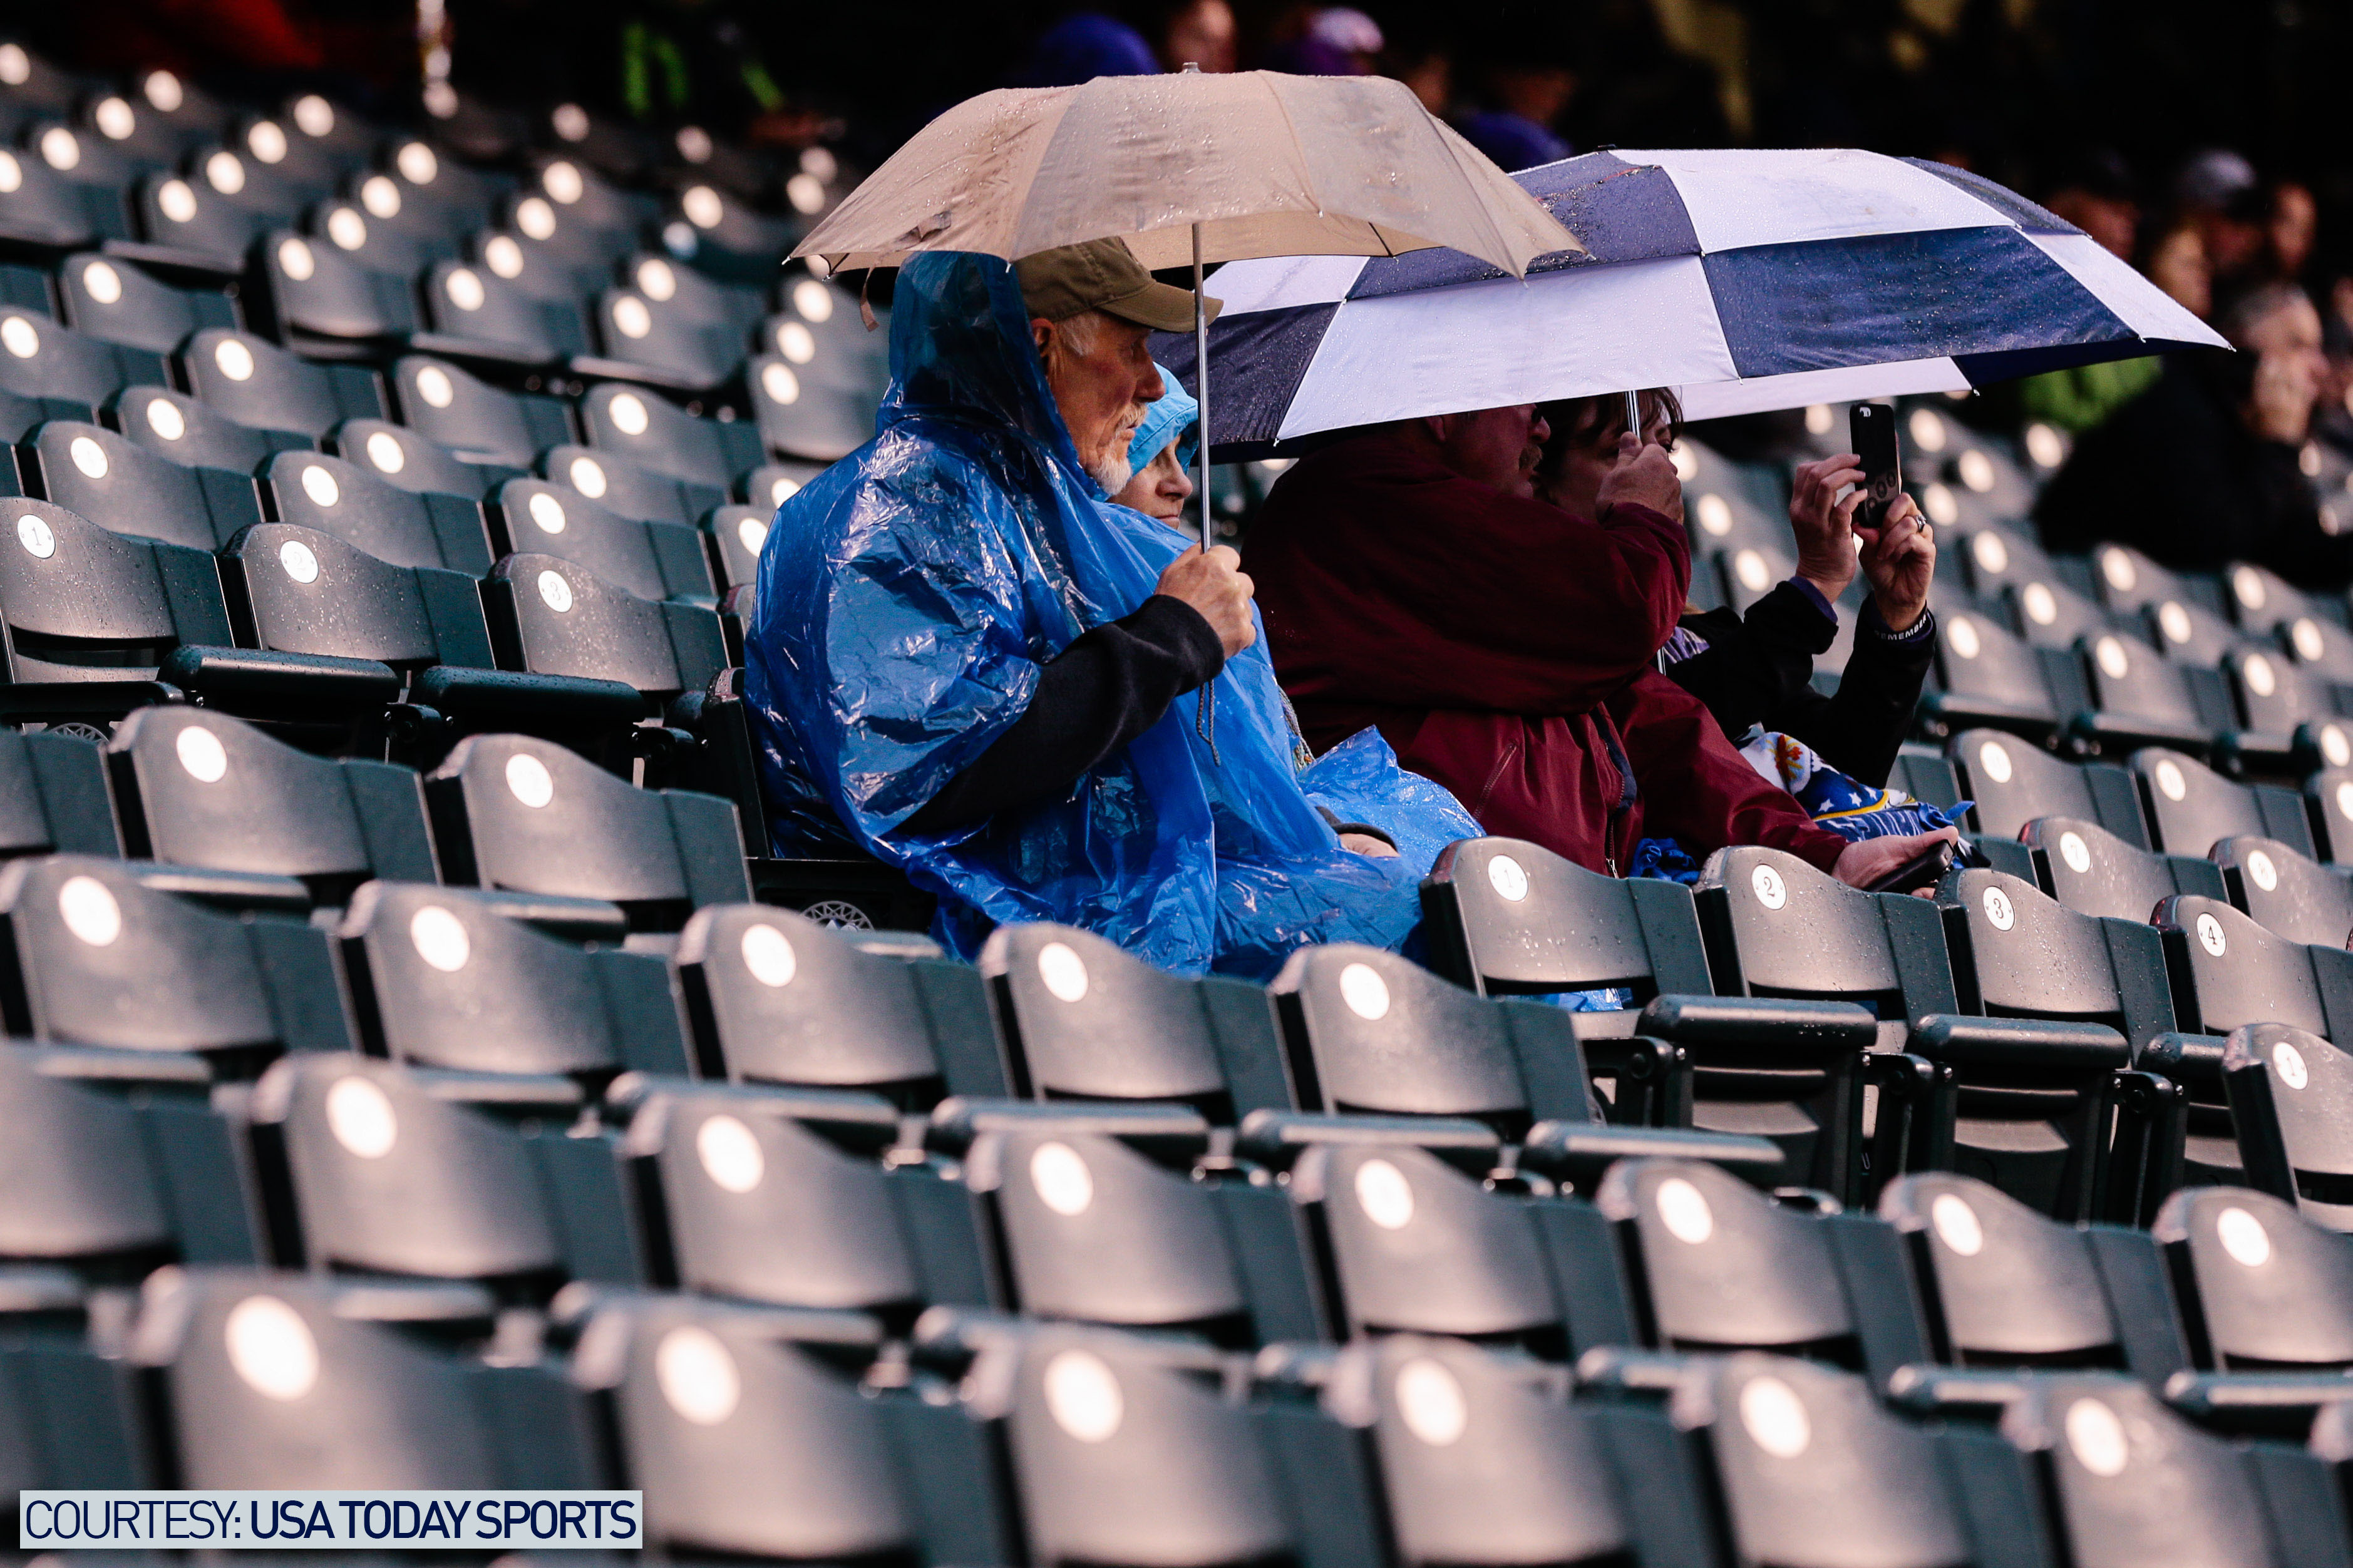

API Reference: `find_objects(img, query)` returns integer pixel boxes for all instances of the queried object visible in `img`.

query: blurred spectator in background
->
[2144,219,2213,321]
[1158,0,1235,72]
[1263,7,1384,75]
[1457,57,1574,172]
[2268,178,2319,282]
[1385,31,1455,116]
[2019,151,2163,434]
[2039,282,2344,584]
[2042,150,2139,260]
[1007,11,1159,87]
[2176,150,2270,312]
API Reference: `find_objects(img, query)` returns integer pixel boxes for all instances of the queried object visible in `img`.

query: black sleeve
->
[1664,582,1835,740]
[1788,602,1937,788]
[902,595,1225,834]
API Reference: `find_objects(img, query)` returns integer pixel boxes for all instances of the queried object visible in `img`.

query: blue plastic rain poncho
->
[745,251,1481,977]
[1125,382,1199,476]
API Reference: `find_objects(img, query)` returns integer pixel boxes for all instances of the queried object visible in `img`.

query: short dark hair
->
[1533,387,1684,488]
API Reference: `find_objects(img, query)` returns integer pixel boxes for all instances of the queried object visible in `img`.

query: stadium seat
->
[581,381,763,490]
[423,733,747,928]
[2131,747,2315,857]
[0,853,349,1060]
[105,706,436,899]
[1689,846,1954,1194]
[2156,1183,2353,1376]
[1949,728,2151,848]
[982,1323,1297,1568]
[2020,814,2227,921]
[589,282,746,390]
[56,252,236,353]
[254,229,419,348]
[2138,588,2244,667]
[414,255,587,366]
[2072,629,2233,757]
[215,520,488,712]
[751,351,875,462]
[1712,538,1796,616]
[0,497,238,724]
[0,1040,257,1273]
[616,1075,988,1316]
[1253,1125,1637,1353]
[1954,522,2073,604]
[0,304,165,411]
[481,551,728,710]
[252,1052,639,1286]
[2148,894,2352,1190]
[135,1268,595,1486]
[674,903,1007,1101]
[2008,574,2116,652]
[1671,1351,2038,1568]
[308,187,455,279]
[532,155,652,252]
[943,1106,1322,1343]
[331,416,512,499]
[2195,1024,2353,1228]
[2226,560,2337,637]
[1926,866,2177,1220]
[1878,1171,2188,1393]
[181,327,381,441]
[1271,941,1612,1137]
[25,418,264,550]
[2282,607,2353,685]
[705,503,770,590]
[262,449,493,573]
[492,478,716,601]
[538,442,723,527]
[391,354,574,467]
[0,729,117,857]
[2213,834,2353,945]
[2090,541,2223,619]
[334,879,687,1075]
[331,166,470,255]
[1591,1156,1923,1383]
[744,457,821,508]
[128,165,269,275]
[113,383,292,470]
[1923,607,2072,739]
[2000,1374,2346,1565]
[2308,766,2353,861]
[981,921,1290,1117]
[1307,1335,1642,1568]
[575,1293,999,1561]
[384,135,507,233]
[231,109,352,203]
[0,130,130,249]
[632,254,765,337]
[2218,645,2350,774]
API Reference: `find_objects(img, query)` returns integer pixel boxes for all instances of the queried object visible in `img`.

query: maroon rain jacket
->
[1245,429,1850,878]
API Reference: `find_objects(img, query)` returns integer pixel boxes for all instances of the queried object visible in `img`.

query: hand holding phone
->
[1849,402,1903,533]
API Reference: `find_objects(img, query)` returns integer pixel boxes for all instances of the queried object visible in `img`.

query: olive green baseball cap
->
[1014,237,1222,332]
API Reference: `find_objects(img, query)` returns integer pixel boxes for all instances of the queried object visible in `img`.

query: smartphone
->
[1866,839,1955,894]
[1850,402,1903,532]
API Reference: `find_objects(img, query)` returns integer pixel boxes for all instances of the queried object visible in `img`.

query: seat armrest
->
[1572,1346,1693,1396]
[466,888,631,941]
[1518,1121,1783,1182]
[1233,1110,1499,1171]
[2134,1031,2230,1089]
[1907,1014,2130,1072]
[126,862,311,912]
[411,665,648,722]
[162,644,399,709]
[1637,993,1878,1052]
[927,1097,1212,1155]
[2165,1370,2353,1435]
[1885,1363,2034,1415]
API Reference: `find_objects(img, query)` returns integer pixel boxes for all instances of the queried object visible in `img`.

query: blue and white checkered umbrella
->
[1162,147,2227,453]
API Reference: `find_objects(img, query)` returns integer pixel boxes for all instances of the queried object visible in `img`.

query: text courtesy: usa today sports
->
[21,1491,644,1547]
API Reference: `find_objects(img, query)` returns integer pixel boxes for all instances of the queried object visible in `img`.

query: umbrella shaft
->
[1193,222,1212,552]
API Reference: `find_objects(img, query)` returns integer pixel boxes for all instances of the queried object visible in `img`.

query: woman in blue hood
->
[744,249,1478,977]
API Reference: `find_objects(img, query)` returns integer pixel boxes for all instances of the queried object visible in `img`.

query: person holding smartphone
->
[1533,391,1938,788]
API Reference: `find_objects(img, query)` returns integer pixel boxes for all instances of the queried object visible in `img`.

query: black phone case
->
[1850,403,1903,531]
[1866,841,1953,894]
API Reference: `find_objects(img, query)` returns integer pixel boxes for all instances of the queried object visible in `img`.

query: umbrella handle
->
[1624,389,1642,443]
[1192,217,1219,763]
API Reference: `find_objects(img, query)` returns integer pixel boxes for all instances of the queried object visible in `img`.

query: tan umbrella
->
[793,68,1578,532]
